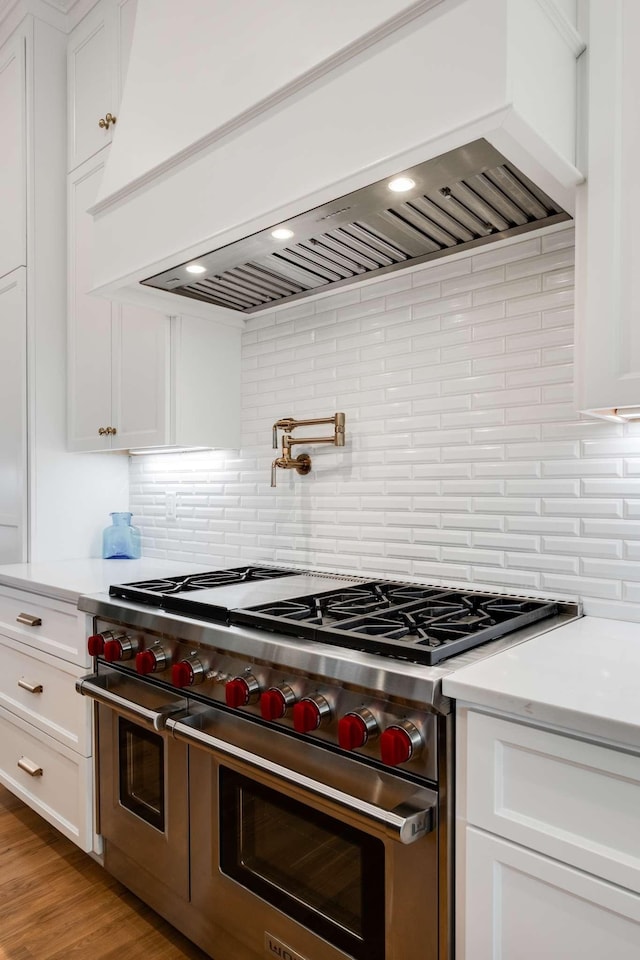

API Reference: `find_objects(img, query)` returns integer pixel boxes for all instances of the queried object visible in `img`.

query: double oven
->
[81,655,445,960]
[77,568,576,960]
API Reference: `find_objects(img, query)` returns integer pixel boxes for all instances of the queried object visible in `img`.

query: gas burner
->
[318,592,559,664]
[253,600,320,623]
[384,585,444,603]
[324,592,392,619]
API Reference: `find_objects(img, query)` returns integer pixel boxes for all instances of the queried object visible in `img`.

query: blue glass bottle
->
[102,512,141,559]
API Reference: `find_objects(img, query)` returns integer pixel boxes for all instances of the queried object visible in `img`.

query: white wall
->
[130,225,640,622]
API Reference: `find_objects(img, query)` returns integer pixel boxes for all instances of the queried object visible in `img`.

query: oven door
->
[77,667,190,901]
[169,708,439,960]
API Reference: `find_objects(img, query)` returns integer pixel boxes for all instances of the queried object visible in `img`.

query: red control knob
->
[261,688,287,721]
[260,684,296,721]
[87,634,105,656]
[135,650,157,675]
[293,700,321,733]
[171,661,194,688]
[338,713,369,750]
[103,639,123,662]
[225,674,260,708]
[292,696,331,734]
[225,678,250,708]
[380,724,421,766]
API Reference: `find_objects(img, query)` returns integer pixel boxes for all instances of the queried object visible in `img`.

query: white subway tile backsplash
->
[543,536,623,559]
[441,265,505,296]
[473,275,541,306]
[130,227,640,620]
[505,247,574,280]
[541,227,575,251]
[541,574,622,600]
[506,552,579,574]
[441,301,506,331]
[473,349,539,374]
[470,312,542,340]
[506,516,580,535]
[471,236,540,270]
[541,306,573,329]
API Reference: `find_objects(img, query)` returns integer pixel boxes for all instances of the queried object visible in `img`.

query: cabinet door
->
[0,33,26,279]
[67,154,113,451]
[0,270,27,563]
[111,303,169,449]
[576,0,640,416]
[462,827,640,960]
[171,314,241,449]
[67,0,116,171]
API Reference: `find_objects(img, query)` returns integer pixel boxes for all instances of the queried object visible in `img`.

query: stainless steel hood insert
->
[142,139,570,314]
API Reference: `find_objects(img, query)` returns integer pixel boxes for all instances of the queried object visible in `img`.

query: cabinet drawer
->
[0,635,91,755]
[0,584,89,666]
[466,710,640,894]
[0,706,93,851]
[462,827,640,960]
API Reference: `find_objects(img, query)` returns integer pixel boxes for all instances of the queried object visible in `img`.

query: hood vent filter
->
[143,139,570,314]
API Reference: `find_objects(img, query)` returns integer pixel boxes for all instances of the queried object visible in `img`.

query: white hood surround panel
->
[90,0,584,318]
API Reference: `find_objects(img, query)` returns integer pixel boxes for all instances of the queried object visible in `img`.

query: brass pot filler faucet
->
[271,413,345,487]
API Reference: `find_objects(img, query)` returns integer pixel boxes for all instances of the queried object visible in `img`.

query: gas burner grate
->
[232,586,558,664]
[109,566,297,606]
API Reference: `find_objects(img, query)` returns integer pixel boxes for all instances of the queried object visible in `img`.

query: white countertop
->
[0,558,213,604]
[442,616,640,750]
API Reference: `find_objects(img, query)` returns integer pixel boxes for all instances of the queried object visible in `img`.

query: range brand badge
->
[264,932,309,960]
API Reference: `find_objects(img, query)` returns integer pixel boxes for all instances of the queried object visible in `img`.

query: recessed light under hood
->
[142,139,570,315]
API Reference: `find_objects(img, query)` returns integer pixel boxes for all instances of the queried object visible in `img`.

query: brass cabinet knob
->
[107,426,117,436]
[98,427,107,436]
[98,112,116,130]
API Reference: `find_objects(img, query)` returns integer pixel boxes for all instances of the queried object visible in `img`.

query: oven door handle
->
[166,715,435,845]
[76,674,187,731]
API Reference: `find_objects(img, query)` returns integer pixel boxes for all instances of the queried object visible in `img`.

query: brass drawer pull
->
[16,613,42,627]
[18,756,43,778]
[18,679,43,694]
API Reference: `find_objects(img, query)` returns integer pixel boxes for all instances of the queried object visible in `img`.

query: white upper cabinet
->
[575,0,640,418]
[68,152,113,449]
[67,0,138,172]
[67,143,241,454]
[0,32,26,279]
[68,152,170,451]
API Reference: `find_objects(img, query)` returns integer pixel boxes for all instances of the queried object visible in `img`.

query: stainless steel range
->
[76,566,580,960]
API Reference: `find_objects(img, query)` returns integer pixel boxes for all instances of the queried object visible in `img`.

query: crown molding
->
[0,0,92,38]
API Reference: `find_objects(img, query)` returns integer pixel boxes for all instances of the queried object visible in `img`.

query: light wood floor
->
[0,785,210,960]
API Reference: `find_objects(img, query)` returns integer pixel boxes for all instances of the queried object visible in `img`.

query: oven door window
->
[220,768,385,960]
[118,718,164,831]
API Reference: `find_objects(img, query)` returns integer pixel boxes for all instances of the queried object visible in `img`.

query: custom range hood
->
[89,0,585,324]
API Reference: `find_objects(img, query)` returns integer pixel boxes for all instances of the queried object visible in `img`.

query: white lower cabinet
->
[0,705,93,852]
[0,582,94,852]
[456,708,640,958]
[464,827,640,960]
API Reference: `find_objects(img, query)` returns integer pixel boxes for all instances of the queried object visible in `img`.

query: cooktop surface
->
[108,566,559,666]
